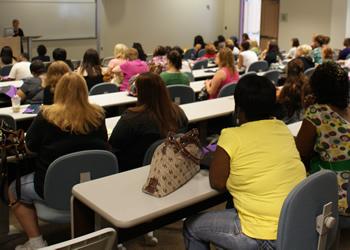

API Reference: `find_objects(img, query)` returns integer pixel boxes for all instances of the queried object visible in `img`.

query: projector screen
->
[0,0,96,40]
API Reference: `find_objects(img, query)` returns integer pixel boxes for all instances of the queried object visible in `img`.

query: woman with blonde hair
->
[295,44,315,71]
[43,61,70,105]
[9,72,109,250]
[205,47,239,99]
[108,43,128,70]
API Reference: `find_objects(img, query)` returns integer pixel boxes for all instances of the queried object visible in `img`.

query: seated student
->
[277,58,308,124]
[183,75,306,250]
[226,38,240,57]
[311,35,329,65]
[116,48,149,91]
[295,44,315,71]
[250,40,260,56]
[197,43,217,61]
[9,72,109,250]
[172,46,184,58]
[150,46,167,72]
[237,40,258,71]
[132,42,148,61]
[0,46,17,67]
[260,40,283,65]
[193,35,206,59]
[52,48,74,70]
[31,45,50,62]
[216,35,226,49]
[108,43,128,70]
[160,50,190,86]
[242,33,250,42]
[205,48,239,99]
[322,46,334,62]
[17,60,45,104]
[338,38,350,60]
[8,53,32,80]
[109,72,188,172]
[296,62,350,216]
[77,48,104,91]
[287,38,300,59]
[42,61,70,105]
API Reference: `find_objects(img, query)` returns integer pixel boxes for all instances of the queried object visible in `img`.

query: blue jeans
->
[183,208,276,250]
[9,173,43,204]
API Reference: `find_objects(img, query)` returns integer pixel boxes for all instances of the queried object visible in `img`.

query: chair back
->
[183,48,195,60]
[89,83,119,96]
[192,59,208,70]
[142,139,165,166]
[197,49,206,58]
[276,170,338,250]
[238,72,257,82]
[71,60,81,70]
[217,83,236,98]
[101,56,114,67]
[167,85,195,104]
[40,228,116,250]
[0,65,13,77]
[305,67,316,79]
[246,60,269,73]
[44,150,118,211]
[262,70,280,85]
[0,114,16,130]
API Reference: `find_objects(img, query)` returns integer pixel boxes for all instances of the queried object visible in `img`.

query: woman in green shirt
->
[160,50,190,86]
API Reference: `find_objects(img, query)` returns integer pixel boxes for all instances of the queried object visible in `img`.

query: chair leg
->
[144,231,158,246]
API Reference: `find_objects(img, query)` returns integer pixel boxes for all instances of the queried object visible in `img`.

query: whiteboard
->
[0,0,96,40]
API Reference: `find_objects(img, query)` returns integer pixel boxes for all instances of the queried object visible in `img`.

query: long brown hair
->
[130,72,182,136]
[44,61,71,92]
[42,72,105,134]
[79,48,102,77]
[278,59,308,116]
[217,47,236,75]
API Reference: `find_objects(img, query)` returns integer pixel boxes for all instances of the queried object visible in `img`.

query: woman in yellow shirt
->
[183,75,306,249]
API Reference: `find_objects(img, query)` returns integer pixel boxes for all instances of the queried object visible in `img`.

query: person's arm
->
[7,64,17,80]
[205,70,225,96]
[209,146,230,191]
[237,54,244,69]
[295,119,317,161]
[16,89,26,101]
[108,113,132,153]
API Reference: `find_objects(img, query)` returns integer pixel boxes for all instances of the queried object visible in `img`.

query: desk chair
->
[0,114,16,130]
[167,85,195,104]
[0,65,13,77]
[246,60,269,73]
[40,228,116,250]
[34,150,118,225]
[276,170,338,250]
[305,67,316,79]
[183,48,195,60]
[197,49,206,58]
[262,70,280,85]
[101,57,114,67]
[89,83,119,96]
[217,83,236,98]
[143,139,165,166]
[192,59,208,70]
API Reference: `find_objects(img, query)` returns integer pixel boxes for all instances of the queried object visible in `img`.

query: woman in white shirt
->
[237,41,258,72]
[8,53,32,80]
[287,38,300,59]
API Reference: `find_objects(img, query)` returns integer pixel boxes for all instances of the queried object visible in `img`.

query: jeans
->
[9,173,43,205]
[183,208,276,250]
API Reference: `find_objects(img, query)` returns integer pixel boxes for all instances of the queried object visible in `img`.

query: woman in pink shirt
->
[108,43,128,70]
[205,48,239,99]
[116,48,149,91]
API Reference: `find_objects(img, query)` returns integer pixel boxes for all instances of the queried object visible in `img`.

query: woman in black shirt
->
[109,72,188,172]
[9,72,109,249]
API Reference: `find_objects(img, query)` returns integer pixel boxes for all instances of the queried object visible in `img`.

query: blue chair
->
[143,139,165,166]
[34,150,118,224]
[262,70,280,85]
[197,49,206,58]
[276,170,338,250]
[0,65,13,77]
[167,85,195,104]
[217,83,236,98]
[239,72,257,81]
[183,48,195,60]
[305,67,316,79]
[246,60,269,73]
[192,59,208,70]
[89,83,119,96]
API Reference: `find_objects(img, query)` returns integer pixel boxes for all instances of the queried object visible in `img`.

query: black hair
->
[310,62,349,109]
[167,50,182,70]
[241,41,250,51]
[37,45,47,56]
[292,38,300,47]
[234,75,276,121]
[30,60,46,75]
[242,33,250,41]
[21,52,29,61]
[52,48,67,61]
[132,42,147,61]
[194,35,205,48]
[172,46,184,58]
[0,46,14,65]
[81,48,102,77]
[217,35,226,43]
[153,46,167,57]
[343,38,350,47]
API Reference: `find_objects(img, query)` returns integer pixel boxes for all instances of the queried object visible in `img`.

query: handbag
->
[198,87,209,101]
[0,120,26,206]
[142,129,202,197]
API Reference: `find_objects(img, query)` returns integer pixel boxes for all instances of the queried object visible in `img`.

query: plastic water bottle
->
[11,95,21,113]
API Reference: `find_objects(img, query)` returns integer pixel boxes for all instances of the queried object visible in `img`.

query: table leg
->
[71,197,95,238]
[0,202,9,237]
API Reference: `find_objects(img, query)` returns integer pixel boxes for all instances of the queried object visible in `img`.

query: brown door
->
[260,0,280,50]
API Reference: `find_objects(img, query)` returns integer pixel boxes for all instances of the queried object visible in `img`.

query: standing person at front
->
[183,75,306,250]
[109,72,188,172]
[8,72,110,250]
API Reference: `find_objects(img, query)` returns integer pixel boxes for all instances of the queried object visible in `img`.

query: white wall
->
[330,0,347,48]
[346,0,350,37]
[223,0,240,39]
